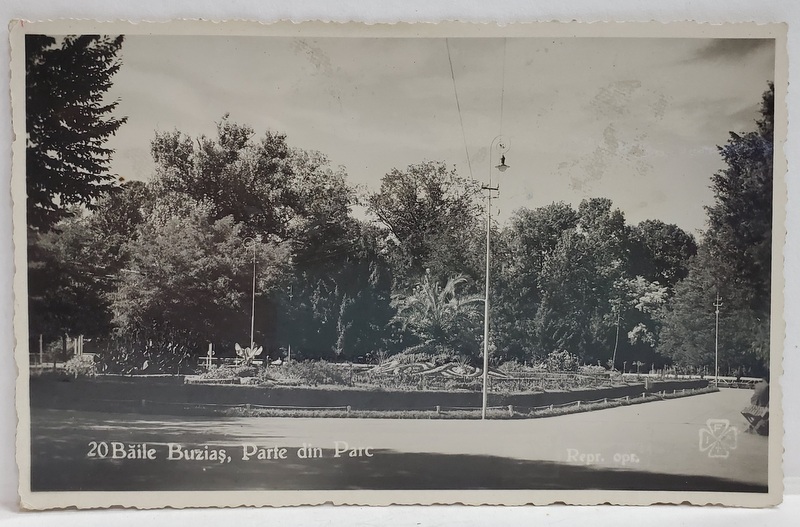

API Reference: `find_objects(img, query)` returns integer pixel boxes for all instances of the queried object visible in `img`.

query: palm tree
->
[393,270,483,358]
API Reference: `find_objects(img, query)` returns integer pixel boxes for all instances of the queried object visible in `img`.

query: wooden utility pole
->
[714,293,723,386]
[481,136,509,421]
[611,299,621,371]
[481,178,498,420]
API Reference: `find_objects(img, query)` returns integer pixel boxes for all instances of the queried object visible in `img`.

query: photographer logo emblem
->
[699,419,738,458]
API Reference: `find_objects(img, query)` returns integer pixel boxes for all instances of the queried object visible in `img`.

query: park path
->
[34,388,767,488]
[211,388,766,485]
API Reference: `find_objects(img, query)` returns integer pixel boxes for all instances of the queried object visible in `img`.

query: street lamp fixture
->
[243,237,259,349]
[495,155,509,173]
[481,135,509,420]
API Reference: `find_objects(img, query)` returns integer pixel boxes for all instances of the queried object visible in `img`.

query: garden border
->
[30,375,710,418]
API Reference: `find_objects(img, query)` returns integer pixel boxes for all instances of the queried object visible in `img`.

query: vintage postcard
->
[11,20,786,509]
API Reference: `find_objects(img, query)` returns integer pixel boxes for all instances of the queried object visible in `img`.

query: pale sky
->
[103,35,775,235]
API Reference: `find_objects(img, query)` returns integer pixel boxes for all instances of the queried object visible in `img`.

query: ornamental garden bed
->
[30,373,709,417]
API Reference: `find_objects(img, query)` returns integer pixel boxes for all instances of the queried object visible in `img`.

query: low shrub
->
[64,355,97,378]
[393,344,455,366]
[266,360,351,387]
[579,365,608,376]
[545,350,579,372]
[97,338,194,375]
[497,361,548,375]
[198,365,259,380]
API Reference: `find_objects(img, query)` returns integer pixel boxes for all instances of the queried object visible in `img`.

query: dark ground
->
[28,389,767,493]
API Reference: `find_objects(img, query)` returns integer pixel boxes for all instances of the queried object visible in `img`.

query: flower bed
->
[191,359,619,394]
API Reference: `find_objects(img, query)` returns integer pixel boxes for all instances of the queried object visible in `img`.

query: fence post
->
[436,405,441,415]
[576,401,581,409]
[642,392,646,399]
[346,405,351,415]
[549,404,553,411]
[603,398,607,404]
[508,404,514,417]
[245,403,251,411]
[625,395,630,403]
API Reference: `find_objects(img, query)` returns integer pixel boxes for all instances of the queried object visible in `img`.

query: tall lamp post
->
[611,298,622,371]
[481,135,509,420]
[244,237,259,349]
[714,293,723,386]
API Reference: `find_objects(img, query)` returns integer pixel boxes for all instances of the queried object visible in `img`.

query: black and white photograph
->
[11,20,786,509]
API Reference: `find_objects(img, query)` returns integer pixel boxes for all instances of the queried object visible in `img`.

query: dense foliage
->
[26,40,773,377]
[658,83,774,376]
[26,35,127,231]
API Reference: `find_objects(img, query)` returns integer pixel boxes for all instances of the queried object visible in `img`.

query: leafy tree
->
[486,198,676,365]
[658,247,766,374]
[502,203,579,306]
[578,198,630,278]
[533,230,602,360]
[150,116,354,246]
[491,202,579,362]
[149,117,387,359]
[331,267,394,362]
[367,161,483,288]
[278,221,395,361]
[83,180,151,273]
[284,148,358,272]
[608,276,669,369]
[27,181,152,358]
[630,220,697,287]
[26,35,127,231]
[27,219,114,357]
[330,259,396,361]
[112,196,291,353]
[535,200,629,359]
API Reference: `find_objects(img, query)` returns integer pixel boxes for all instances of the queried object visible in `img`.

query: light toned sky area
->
[103,35,774,235]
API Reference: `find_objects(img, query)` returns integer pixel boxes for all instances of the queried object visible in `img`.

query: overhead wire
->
[445,38,474,181]
[496,38,508,216]
[500,38,507,136]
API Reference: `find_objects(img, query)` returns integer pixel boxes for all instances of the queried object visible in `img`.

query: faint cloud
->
[690,39,773,63]
[727,103,761,131]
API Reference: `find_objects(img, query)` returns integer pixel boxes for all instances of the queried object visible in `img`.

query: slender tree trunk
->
[61,334,67,366]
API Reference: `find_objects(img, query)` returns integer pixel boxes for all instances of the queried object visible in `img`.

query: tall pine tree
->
[26,34,127,231]
[659,83,774,373]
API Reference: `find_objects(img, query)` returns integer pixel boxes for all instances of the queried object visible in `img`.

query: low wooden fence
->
[30,375,709,415]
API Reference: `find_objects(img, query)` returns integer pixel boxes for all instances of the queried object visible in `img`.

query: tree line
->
[25,35,774,375]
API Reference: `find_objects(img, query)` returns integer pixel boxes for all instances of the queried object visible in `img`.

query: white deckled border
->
[8,18,789,510]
